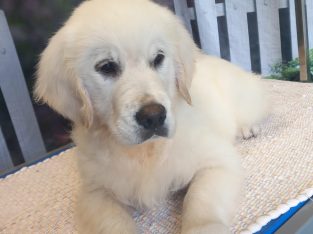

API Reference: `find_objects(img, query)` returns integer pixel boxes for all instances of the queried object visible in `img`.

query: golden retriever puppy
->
[35,0,267,233]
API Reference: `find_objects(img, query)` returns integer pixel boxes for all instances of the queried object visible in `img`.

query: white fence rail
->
[172,0,313,76]
[0,10,46,173]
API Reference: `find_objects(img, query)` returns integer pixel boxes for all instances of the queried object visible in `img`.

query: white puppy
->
[35,0,267,233]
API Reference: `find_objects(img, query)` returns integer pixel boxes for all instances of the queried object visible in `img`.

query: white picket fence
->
[173,0,313,75]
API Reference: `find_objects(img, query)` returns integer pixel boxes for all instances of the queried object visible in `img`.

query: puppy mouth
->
[140,127,169,143]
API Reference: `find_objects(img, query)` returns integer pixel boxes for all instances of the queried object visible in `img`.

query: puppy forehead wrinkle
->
[63,1,180,66]
[78,34,169,69]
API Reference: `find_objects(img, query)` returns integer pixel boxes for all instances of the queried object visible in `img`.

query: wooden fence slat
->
[225,0,255,71]
[289,0,299,58]
[256,1,283,75]
[216,3,224,17]
[307,0,313,49]
[0,10,46,163]
[0,127,13,173]
[194,0,220,57]
[173,0,193,34]
[279,0,289,8]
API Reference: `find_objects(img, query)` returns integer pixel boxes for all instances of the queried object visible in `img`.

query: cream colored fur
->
[34,0,267,233]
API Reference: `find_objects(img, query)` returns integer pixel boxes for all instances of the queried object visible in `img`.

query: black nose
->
[135,103,166,130]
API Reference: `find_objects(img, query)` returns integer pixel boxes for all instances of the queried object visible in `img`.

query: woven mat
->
[1,80,313,234]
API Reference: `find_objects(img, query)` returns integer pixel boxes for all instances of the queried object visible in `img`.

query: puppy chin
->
[139,127,169,143]
[116,126,171,145]
[113,118,175,145]
[115,133,143,146]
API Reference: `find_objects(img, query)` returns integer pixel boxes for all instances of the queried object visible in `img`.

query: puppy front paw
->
[241,125,260,139]
[182,223,230,234]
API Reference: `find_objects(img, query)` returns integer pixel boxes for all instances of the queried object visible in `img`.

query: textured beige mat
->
[1,80,313,234]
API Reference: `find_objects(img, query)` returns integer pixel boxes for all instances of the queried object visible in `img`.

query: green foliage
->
[268,49,313,82]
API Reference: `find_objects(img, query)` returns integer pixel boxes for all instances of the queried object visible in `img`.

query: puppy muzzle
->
[135,103,169,142]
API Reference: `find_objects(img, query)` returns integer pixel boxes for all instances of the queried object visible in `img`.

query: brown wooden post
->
[295,0,310,81]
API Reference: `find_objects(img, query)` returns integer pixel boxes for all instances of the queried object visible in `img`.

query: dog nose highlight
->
[135,103,166,130]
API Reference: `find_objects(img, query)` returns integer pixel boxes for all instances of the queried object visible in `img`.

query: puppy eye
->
[95,60,120,77]
[153,52,165,68]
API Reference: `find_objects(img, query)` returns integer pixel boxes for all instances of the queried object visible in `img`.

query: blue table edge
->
[255,198,311,234]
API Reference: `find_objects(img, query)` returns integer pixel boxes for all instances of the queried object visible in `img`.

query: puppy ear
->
[175,63,192,105]
[34,29,93,128]
[174,20,199,105]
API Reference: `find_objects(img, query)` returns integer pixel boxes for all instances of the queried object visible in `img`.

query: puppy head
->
[34,0,198,145]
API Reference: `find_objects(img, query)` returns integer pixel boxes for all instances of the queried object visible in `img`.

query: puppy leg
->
[77,190,136,234]
[241,125,260,139]
[181,165,241,234]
